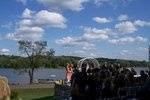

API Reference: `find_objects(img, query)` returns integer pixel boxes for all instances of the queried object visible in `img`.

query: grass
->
[12,88,54,100]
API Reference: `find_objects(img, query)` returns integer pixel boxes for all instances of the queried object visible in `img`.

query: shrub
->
[11,91,20,100]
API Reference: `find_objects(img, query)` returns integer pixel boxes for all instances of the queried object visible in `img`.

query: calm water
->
[0,68,66,84]
[0,67,149,84]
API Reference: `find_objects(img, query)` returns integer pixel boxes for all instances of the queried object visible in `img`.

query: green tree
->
[18,40,48,84]
[46,49,55,57]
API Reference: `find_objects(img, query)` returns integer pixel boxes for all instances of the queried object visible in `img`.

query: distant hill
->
[0,55,149,68]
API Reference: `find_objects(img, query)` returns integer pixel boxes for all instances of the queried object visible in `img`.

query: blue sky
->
[0,0,149,61]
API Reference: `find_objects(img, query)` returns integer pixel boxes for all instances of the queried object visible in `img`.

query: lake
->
[0,67,149,84]
[0,68,66,84]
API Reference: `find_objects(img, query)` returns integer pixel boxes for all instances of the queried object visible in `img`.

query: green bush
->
[11,91,20,100]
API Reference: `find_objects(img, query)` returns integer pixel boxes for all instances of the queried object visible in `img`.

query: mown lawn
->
[12,88,54,100]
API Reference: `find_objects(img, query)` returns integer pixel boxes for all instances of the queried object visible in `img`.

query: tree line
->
[0,54,149,69]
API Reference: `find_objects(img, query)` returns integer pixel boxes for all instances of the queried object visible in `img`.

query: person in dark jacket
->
[137,80,150,100]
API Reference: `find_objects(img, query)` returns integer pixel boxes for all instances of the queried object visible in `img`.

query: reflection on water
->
[0,68,66,84]
[0,67,149,84]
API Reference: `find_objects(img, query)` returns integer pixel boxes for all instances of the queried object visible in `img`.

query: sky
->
[0,0,149,61]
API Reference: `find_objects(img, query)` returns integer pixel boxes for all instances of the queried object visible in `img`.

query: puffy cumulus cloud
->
[114,19,150,36]
[83,27,111,40]
[0,49,10,55]
[21,8,67,28]
[55,36,96,53]
[7,26,44,41]
[55,36,93,47]
[118,14,128,21]
[6,8,67,41]
[93,17,111,23]
[22,8,33,18]
[56,27,112,53]
[115,21,137,34]
[36,0,89,11]
[19,19,33,26]
[34,10,67,28]
[114,19,150,35]
[109,36,147,45]
[55,36,77,47]
[134,20,150,27]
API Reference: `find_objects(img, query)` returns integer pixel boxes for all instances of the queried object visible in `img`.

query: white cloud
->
[55,36,88,46]
[21,9,67,28]
[94,0,110,6]
[82,45,95,51]
[56,27,112,54]
[115,21,137,34]
[120,49,130,56]
[16,0,27,5]
[118,14,128,21]
[36,0,89,11]
[7,26,44,41]
[55,36,95,56]
[136,36,147,42]
[6,8,67,41]
[19,19,33,26]
[89,53,97,57]
[134,20,150,27]
[55,36,77,47]
[34,10,67,28]
[22,8,33,18]
[83,27,111,40]
[109,36,147,45]
[122,49,129,53]
[114,20,150,36]
[94,0,136,7]
[93,17,111,23]
[0,48,10,55]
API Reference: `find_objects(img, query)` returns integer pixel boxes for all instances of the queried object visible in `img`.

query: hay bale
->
[0,76,11,100]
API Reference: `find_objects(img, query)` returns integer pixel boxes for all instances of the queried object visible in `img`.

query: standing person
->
[66,63,73,83]
[71,63,88,100]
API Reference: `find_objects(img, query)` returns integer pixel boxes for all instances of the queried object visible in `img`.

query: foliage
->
[11,91,20,100]
[17,40,55,84]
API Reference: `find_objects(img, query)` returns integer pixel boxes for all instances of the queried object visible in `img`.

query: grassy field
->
[12,88,54,100]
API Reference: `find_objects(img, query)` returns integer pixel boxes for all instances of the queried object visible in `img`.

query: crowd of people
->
[70,62,150,100]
